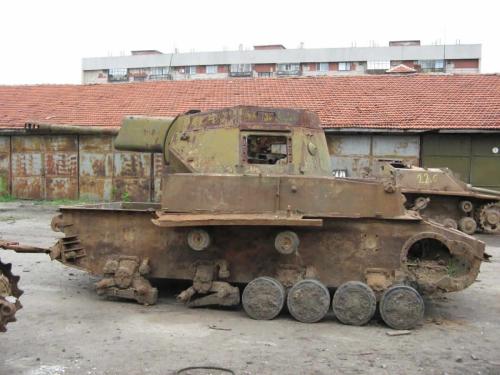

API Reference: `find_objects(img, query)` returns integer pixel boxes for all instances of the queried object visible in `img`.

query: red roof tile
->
[386,64,417,74]
[0,75,498,130]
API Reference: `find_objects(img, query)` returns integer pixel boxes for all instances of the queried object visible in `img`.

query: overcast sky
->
[0,0,498,85]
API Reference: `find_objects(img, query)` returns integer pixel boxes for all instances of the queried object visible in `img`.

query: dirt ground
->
[0,202,499,375]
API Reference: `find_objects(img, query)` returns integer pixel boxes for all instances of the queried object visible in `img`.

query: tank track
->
[0,258,23,332]
[477,202,500,234]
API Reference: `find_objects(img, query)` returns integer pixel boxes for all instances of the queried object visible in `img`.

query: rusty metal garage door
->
[79,135,114,201]
[11,135,78,200]
[327,134,420,178]
[0,137,10,196]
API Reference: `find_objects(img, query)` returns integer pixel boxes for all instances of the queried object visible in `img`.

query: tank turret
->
[115,106,331,176]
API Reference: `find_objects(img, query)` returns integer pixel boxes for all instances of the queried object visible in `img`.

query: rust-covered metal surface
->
[327,134,420,178]
[79,135,114,201]
[5,106,488,330]
[0,137,10,196]
[2,133,159,202]
[0,241,25,332]
[11,135,78,200]
[377,161,500,234]
[53,203,482,293]
[112,149,151,202]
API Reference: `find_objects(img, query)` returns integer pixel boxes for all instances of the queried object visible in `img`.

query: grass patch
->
[447,260,461,277]
[0,194,18,202]
[33,198,97,206]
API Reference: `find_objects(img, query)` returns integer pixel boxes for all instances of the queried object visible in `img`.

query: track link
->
[0,258,23,332]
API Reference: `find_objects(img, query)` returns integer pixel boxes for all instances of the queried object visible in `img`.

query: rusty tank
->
[1,106,487,330]
[375,160,500,235]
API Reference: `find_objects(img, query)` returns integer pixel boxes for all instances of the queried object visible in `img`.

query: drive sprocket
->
[477,202,500,234]
[0,258,23,332]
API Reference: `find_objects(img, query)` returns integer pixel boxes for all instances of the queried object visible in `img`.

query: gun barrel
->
[114,116,175,153]
[469,186,500,197]
[0,240,49,254]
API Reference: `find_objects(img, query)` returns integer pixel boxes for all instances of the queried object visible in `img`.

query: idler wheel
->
[477,203,500,234]
[274,231,300,255]
[458,217,477,235]
[187,228,211,251]
[287,279,330,323]
[332,281,376,326]
[242,277,285,320]
[459,200,473,213]
[379,285,424,330]
[442,218,458,230]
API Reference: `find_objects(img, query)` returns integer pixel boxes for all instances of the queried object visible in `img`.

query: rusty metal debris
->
[0,241,24,332]
[2,106,487,330]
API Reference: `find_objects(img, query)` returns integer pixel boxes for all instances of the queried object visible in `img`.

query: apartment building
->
[82,41,481,84]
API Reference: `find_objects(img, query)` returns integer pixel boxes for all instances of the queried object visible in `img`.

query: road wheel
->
[379,285,424,330]
[274,231,300,255]
[287,279,330,323]
[458,217,477,235]
[459,200,473,213]
[332,281,376,326]
[242,277,285,320]
[187,228,211,251]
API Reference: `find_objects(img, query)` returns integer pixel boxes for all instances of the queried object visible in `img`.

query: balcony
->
[108,75,129,82]
[149,74,172,81]
[229,71,253,77]
[276,70,301,76]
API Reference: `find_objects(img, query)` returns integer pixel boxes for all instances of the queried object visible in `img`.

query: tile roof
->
[386,64,417,74]
[0,74,498,130]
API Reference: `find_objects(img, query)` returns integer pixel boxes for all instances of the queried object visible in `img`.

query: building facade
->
[82,41,481,84]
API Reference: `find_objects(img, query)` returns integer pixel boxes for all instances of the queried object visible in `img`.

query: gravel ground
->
[0,201,499,375]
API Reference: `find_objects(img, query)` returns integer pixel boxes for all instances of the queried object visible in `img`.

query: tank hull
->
[53,202,484,296]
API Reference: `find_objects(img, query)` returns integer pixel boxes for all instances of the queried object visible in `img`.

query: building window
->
[367,61,390,70]
[151,67,169,75]
[277,63,300,72]
[108,68,128,82]
[276,63,300,76]
[185,66,196,75]
[150,67,170,80]
[418,60,445,72]
[230,64,252,77]
[338,62,351,71]
[435,60,444,69]
[318,62,329,72]
[206,65,218,74]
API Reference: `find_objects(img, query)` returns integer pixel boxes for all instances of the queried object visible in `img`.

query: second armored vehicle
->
[377,161,500,235]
